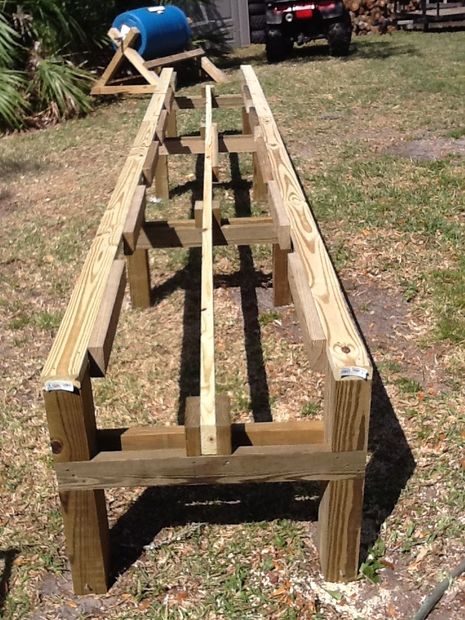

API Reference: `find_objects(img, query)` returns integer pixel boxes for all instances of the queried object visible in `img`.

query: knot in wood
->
[51,439,63,455]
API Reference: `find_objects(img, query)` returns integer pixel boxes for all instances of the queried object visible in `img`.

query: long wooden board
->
[288,252,326,371]
[200,86,219,455]
[97,419,325,451]
[175,94,243,109]
[88,260,127,377]
[91,84,158,96]
[159,134,255,156]
[200,56,228,84]
[241,66,371,380]
[144,48,204,70]
[42,69,174,389]
[139,217,277,249]
[56,447,365,491]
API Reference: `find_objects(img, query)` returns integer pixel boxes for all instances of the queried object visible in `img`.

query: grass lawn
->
[1,31,464,619]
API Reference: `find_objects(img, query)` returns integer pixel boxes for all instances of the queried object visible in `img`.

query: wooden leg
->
[60,490,110,594]
[127,248,151,309]
[166,108,177,138]
[272,244,292,306]
[318,366,371,582]
[200,56,228,84]
[155,154,169,201]
[318,478,365,582]
[253,153,267,203]
[242,107,251,134]
[44,370,110,594]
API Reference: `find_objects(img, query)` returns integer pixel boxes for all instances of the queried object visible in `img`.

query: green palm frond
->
[0,68,28,128]
[0,12,21,67]
[32,57,93,121]
[25,0,86,45]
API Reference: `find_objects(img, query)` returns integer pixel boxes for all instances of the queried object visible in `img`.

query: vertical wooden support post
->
[242,107,251,135]
[272,244,292,306]
[43,370,109,594]
[127,248,151,309]
[185,395,231,457]
[155,155,169,200]
[253,151,267,203]
[124,185,151,309]
[166,108,177,138]
[318,369,371,582]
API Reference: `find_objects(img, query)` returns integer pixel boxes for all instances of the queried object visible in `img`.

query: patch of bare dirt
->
[387,137,465,160]
[343,276,450,393]
[30,574,120,619]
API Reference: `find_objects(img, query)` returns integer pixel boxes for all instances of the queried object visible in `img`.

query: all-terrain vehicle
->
[265,0,352,62]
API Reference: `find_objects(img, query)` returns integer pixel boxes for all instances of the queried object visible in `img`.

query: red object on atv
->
[295,8,314,19]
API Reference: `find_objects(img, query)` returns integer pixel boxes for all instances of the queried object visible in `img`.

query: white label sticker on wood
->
[44,381,75,393]
[341,367,369,380]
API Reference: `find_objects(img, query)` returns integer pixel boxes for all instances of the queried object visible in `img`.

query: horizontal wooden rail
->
[144,48,204,70]
[175,94,243,109]
[138,216,278,249]
[268,179,291,250]
[122,185,146,254]
[241,65,371,380]
[42,69,174,390]
[56,447,366,491]
[142,142,160,186]
[288,252,326,372]
[88,260,126,377]
[92,84,160,95]
[97,420,325,451]
[159,134,255,156]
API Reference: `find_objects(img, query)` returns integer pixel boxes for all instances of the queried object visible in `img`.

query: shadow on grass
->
[110,482,320,583]
[218,38,418,71]
[0,549,19,615]
[361,362,416,559]
[286,40,419,64]
[150,152,272,425]
[293,165,416,560]
[218,49,267,69]
[0,157,46,181]
[350,40,419,59]
[112,134,415,583]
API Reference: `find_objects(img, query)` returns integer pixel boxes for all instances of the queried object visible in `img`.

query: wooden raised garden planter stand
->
[42,67,372,595]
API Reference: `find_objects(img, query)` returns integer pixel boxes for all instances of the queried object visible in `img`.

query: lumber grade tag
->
[340,367,369,380]
[44,380,76,393]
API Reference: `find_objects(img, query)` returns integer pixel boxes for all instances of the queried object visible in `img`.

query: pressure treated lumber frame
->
[42,66,372,594]
[91,27,227,97]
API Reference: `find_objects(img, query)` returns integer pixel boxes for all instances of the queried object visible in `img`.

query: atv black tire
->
[248,2,265,15]
[266,28,290,63]
[251,29,266,44]
[250,14,266,30]
[327,20,352,57]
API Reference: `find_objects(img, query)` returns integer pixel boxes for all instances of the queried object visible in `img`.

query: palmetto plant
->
[0,1,213,131]
[0,0,107,130]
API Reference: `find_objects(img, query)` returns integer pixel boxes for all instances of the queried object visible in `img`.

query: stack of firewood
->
[344,0,402,35]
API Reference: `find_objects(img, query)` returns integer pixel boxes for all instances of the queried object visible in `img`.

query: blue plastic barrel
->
[112,6,191,60]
